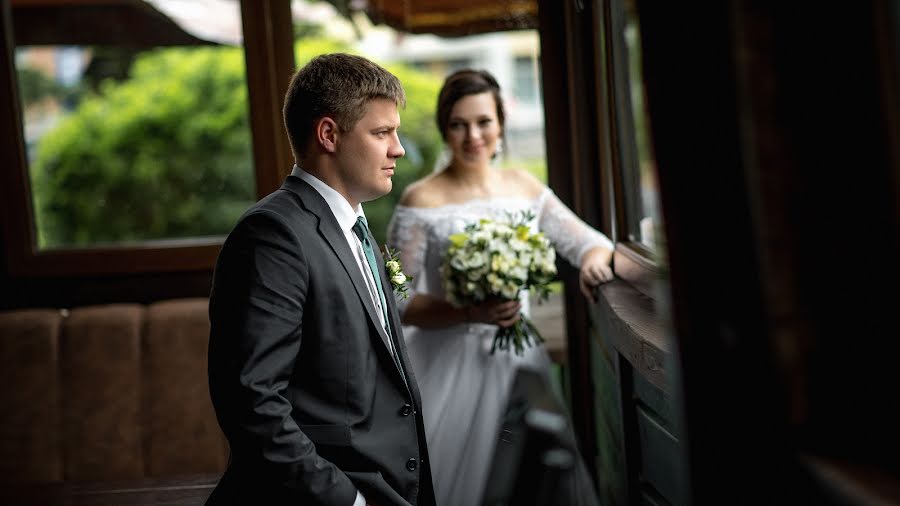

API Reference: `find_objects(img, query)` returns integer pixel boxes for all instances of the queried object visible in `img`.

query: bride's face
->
[445,92,502,168]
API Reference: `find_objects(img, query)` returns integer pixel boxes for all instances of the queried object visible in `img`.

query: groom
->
[206,53,435,506]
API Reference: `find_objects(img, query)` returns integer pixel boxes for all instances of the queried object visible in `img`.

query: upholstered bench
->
[0,298,227,486]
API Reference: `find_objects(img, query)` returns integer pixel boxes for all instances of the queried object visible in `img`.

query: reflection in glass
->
[13,1,256,250]
[622,0,662,254]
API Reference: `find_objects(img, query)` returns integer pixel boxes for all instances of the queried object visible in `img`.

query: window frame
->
[536,0,675,496]
[605,0,663,291]
[0,0,295,278]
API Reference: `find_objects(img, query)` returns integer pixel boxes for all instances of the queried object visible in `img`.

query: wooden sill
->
[588,276,671,392]
[6,239,223,278]
[613,242,665,300]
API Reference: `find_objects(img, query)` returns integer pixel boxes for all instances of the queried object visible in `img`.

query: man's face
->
[332,98,405,207]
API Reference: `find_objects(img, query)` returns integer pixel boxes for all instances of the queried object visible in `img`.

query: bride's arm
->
[537,189,615,301]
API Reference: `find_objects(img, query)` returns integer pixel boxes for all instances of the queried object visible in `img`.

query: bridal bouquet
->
[440,210,558,355]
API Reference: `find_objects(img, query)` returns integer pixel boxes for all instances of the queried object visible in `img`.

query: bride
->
[386,69,613,506]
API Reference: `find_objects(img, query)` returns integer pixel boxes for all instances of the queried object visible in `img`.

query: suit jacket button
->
[400,404,413,416]
[406,458,418,471]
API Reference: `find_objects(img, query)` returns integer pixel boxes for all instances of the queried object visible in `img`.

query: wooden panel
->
[590,336,628,506]
[590,279,668,392]
[631,368,672,430]
[613,243,664,301]
[10,2,216,46]
[7,242,222,278]
[635,406,680,504]
[0,474,219,506]
[537,0,605,478]
[0,0,37,280]
[367,0,537,37]
[240,0,295,199]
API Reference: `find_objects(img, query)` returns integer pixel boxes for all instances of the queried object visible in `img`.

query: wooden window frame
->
[0,0,295,278]
[538,0,675,499]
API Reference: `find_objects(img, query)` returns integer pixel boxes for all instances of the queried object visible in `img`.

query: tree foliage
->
[31,47,255,248]
[30,38,443,248]
[17,66,63,106]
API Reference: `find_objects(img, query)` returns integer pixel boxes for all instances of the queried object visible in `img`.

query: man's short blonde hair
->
[283,53,406,159]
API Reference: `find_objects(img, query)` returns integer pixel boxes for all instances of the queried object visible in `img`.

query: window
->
[0,0,295,276]
[512,55,541,105]
[409,58,471,76]
[611,0,663,257]
[16,40,257,250]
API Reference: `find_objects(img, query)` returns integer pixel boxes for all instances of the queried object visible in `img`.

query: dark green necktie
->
[352,216,390,336]
[353,216,407,383]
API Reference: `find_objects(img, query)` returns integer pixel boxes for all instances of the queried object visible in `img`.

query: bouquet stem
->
[490,312,545,356]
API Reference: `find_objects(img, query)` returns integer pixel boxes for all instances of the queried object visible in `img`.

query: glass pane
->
[291,0,547,239]
[513,55,541,105]
[289,1,557,319]
[13,0,256,250]
[621,0,663,253]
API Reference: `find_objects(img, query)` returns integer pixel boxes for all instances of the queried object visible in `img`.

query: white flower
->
[501,282,519,300]
[440,210,555,355]
[383,247,413,299]
[468,251,487,268]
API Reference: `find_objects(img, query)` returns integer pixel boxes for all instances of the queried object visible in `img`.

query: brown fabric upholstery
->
[143,298,228,476]
[0,309,64,482]
[61,304,145,481]
[0,299,227,485]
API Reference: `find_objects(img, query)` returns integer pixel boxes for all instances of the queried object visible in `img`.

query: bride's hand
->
[579,246,614,302]
[466,298,522,327]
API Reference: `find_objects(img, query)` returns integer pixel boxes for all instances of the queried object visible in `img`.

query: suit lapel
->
[283,177,406,385]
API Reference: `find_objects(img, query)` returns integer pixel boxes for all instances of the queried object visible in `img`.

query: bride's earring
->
[493,138,504,159]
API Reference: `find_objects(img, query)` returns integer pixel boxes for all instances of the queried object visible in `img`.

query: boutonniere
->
[383,247,413,299]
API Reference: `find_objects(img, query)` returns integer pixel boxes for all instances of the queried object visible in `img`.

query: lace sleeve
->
[537,188,614,266]
[386,206,428,316]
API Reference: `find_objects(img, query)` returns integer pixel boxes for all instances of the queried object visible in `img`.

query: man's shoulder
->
[250,177,321,217]
[229,187,317,235]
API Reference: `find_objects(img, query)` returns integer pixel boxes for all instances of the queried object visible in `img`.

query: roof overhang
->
[361,0,538,37]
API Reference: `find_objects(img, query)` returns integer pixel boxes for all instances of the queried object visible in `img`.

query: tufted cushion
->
[61,304,145,481]
[0,299,226,487]
[0,309,64,482]
[143,298,228,476]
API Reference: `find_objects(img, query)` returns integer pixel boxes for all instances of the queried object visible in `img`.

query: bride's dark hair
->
[436,69,506,142]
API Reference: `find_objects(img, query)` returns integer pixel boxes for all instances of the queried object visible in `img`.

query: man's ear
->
[315,117,339,153]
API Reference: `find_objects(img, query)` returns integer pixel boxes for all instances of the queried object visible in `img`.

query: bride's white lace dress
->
[387,187,612,506]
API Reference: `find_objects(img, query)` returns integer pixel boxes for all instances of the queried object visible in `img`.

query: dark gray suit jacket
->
[206,175,435,506]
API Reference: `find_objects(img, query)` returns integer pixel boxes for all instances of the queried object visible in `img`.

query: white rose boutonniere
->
[383,247,413,299]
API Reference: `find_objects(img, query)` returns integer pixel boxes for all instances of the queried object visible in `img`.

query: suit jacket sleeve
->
[209,210,357,506]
